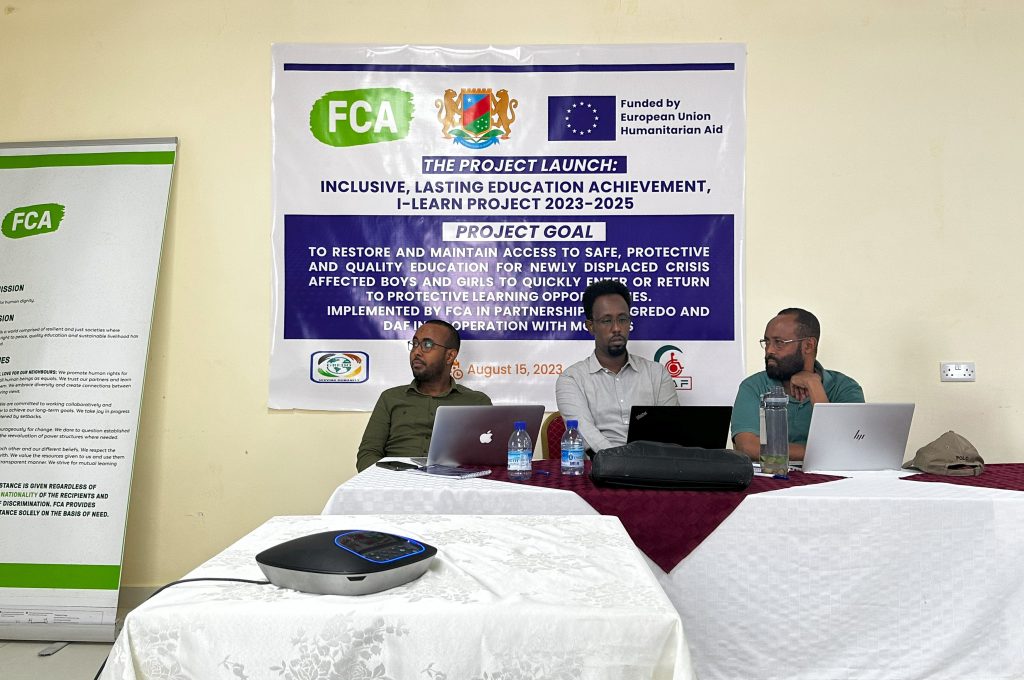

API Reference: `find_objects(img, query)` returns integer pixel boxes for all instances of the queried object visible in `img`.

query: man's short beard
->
[765,352,803,381]
[607,344,627,358]
[412,362,443,382]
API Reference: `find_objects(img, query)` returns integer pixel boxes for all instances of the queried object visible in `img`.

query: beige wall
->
[2,1,1021,587]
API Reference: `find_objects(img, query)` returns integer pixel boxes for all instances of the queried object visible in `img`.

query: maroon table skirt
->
[485,458,843,572]
[902,463,1024,491]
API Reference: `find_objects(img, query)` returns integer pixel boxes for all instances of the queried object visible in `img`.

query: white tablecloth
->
[102,514,691,680]
[325,466,1024,680]
[323,463,597,516]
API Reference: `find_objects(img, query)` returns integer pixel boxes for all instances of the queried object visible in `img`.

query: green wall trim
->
[0,563,121,590]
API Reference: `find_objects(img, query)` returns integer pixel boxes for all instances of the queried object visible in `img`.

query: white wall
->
[1,0,1020,586]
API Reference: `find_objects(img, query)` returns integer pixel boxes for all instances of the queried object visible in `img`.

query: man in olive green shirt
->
[355,320,491,471]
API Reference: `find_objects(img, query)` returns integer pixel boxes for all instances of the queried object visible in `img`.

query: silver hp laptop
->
[627,405,733,449]
[802,403,915,472]
[415,405,545,466]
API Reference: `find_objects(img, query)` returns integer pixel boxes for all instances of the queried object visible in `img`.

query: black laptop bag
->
[591,440,754,490]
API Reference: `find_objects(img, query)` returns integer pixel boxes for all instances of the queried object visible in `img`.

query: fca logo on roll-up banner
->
[2,203,65,239]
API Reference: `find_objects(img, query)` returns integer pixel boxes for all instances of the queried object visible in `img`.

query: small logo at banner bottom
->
[655,345,692,391]
[311,352,369,383]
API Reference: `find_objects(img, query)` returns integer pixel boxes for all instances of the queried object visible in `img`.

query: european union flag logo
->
[548,96,616,142]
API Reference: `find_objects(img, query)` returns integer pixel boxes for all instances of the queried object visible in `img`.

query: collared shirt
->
[355,380,492,471]
[730,361,864,445]
[555,351,679,452]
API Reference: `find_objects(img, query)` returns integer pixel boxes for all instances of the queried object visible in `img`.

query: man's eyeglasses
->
[593,315,632,328]
[759,337,808,351]
[408,338,452,353]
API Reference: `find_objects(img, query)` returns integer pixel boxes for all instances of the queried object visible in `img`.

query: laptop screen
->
[427,405,545,466]
[802,403,915,472]
[627,405,733,449]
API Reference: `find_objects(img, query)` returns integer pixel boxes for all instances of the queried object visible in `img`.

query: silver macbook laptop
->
[802,403,915,472]
[627,405,733,449]
[413,404,545,466]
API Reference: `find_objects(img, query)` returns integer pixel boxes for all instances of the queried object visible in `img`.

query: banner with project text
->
[271,44,745,410]
[0,138,175,641]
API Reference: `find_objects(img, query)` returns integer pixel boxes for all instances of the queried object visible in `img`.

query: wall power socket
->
[940,362,975,382]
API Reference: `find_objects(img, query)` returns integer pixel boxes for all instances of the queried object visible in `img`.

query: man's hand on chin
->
[789,370,826,403]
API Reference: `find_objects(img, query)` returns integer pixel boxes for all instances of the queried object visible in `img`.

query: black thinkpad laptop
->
[627,405,733,449]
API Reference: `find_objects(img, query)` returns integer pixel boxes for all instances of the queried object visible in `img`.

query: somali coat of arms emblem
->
[435,88,518,149]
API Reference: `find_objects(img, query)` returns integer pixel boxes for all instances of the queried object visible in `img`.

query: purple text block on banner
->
[284,213,734,341]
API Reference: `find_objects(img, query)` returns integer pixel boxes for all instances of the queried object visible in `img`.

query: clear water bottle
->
[507,420,533,481]
[560,419,585,476]
[760,386,789,475]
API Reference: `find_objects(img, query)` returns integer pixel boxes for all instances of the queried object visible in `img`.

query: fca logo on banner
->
[2,203,65,239]
[309,88,414,148]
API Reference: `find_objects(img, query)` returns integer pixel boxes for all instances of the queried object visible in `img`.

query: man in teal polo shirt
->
[731,308,863,461]
[355,320,491,472]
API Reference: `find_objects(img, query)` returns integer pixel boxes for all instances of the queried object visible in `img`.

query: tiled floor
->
[0,639,113,680]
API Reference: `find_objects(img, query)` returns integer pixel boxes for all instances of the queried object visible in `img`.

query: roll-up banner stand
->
[270,44,746,411]
[0,138,176,642]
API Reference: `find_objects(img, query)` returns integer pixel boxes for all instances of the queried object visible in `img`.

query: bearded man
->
[731,308,864,461]
[555,279,678,453]
[355,320,491,472]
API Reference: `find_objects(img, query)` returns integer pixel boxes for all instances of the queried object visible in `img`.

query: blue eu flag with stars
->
[547,96,616,141]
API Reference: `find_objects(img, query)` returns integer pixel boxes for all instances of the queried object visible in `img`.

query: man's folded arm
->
[730,381,761,458]
[355,394,392,472]
[471,390,493,406]
[836,378,865,404]
[656,366,680,406]
[555,372,613,452]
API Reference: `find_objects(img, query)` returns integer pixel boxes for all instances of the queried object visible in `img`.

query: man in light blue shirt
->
[731,308,864,461]
[556,280,678,452]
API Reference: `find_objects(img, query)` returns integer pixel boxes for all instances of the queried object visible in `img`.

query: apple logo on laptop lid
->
[479,430,493,444]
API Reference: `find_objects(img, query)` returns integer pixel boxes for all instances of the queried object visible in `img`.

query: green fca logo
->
[309,88,414,147]
[2,203,65,239]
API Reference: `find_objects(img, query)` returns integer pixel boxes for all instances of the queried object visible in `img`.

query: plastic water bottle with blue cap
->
[560,419,585,476]
[507,421,533,481]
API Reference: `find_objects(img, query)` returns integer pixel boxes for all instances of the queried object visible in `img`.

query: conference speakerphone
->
[256,529,437,596]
